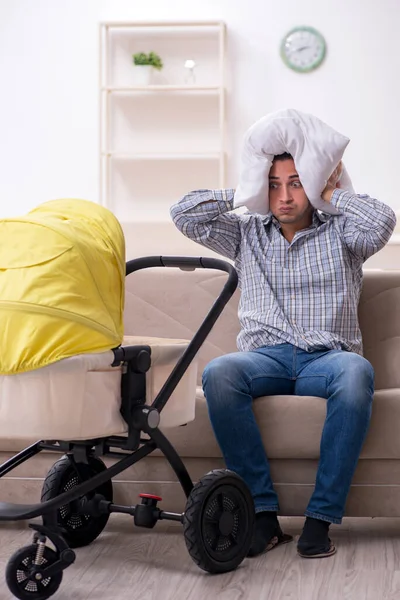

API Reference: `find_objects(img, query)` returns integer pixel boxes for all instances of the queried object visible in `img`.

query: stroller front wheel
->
[6,544,63,600]
[41,455,113,549]
[183,469,255,574]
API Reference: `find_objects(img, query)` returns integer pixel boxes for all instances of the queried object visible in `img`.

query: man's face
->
[269,158,314,227]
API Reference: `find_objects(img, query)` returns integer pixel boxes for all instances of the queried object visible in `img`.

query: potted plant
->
[132,51,163,85]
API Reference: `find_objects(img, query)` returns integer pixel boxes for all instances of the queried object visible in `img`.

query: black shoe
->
[247,511,293,557]
[297,517,336,558]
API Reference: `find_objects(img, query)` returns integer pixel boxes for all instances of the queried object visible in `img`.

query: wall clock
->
[281,26,326,73]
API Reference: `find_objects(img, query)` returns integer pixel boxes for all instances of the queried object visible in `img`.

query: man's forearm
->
[328,189,396,256]
[329,189,396,232]
[169,189,241,260]
[170,189,236,226]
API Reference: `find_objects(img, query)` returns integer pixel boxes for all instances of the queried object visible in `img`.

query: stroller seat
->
[0,335,198,442]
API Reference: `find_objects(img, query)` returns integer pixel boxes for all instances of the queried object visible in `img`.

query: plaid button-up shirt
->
[170,189,396,356]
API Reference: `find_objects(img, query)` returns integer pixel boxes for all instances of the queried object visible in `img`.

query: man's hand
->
[322,161,343,203]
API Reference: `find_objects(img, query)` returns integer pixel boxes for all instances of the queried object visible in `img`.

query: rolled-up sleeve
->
[330,189,397,260]
[170,189,242,260]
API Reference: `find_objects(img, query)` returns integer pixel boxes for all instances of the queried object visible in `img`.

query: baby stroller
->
[0,200,255,600]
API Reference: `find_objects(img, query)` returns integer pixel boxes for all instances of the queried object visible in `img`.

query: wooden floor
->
[3,516,400,600]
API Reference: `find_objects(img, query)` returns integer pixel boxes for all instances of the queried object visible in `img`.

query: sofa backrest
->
[358,270,400,390]
[124,267,400,391]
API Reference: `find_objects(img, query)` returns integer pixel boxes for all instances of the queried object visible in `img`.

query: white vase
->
[134,65,153,86]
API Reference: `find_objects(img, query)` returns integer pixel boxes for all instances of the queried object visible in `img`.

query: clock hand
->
[287,45,310,55]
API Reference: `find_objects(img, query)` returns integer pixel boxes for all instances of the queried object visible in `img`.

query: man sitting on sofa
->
[170,153,396,559]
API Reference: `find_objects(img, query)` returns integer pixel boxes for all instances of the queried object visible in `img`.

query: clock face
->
[281,26,326,73]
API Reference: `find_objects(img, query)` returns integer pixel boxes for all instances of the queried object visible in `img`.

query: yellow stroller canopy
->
[0,199,125,375]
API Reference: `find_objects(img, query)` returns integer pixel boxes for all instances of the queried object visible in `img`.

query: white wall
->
[1,0,400,220]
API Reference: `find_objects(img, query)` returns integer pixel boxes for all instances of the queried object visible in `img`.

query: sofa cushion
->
[1,388,399,459]
[156,387,400,460]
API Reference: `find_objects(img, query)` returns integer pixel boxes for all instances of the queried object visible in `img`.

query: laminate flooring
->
[2,516,400,600]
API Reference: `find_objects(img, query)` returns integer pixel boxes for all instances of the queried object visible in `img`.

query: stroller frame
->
[0,256,255,599]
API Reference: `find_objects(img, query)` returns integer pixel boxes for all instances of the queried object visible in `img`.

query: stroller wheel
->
[41,455,113,549]
[183,469,255,574]
[6,544,63,600]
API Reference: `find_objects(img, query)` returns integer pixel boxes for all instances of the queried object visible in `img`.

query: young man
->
[170,154,396,559]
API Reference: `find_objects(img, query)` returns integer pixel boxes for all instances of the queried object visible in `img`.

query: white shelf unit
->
[99,21,226,223]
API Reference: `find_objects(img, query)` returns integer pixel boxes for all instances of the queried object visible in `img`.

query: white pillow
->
[234,108,355,216]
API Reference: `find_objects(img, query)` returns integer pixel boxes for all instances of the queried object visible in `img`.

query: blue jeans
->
[202,343,374,524]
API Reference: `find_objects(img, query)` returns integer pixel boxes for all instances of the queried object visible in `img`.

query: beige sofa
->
[0,265,400,519]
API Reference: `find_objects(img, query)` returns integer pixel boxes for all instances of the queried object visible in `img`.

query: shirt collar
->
[263,209,330,229]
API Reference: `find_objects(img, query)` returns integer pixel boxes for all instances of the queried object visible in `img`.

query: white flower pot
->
[134,65,153,86]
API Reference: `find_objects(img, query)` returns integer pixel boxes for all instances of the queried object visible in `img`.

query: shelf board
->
[103,85,221,93]
[102,21,224,29]
[104,153,221,161]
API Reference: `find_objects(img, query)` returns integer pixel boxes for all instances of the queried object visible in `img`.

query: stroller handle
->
[124,256,238,414]
[126,255,236,277]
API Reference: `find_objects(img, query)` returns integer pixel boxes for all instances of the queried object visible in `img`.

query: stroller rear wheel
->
[6,544,63,600]
[183,469,255,574]
[41,455,113,549]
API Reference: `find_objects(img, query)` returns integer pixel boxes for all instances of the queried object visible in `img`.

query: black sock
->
[247,511,280,557]
[297,517,331,555]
